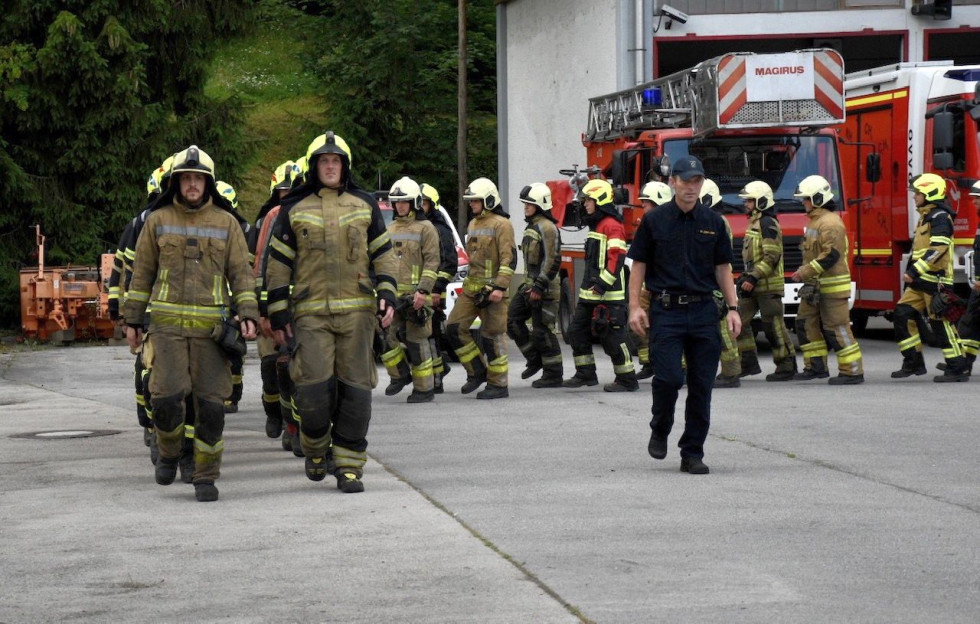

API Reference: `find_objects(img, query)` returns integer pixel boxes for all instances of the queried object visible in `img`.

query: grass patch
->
[204,4,328,220]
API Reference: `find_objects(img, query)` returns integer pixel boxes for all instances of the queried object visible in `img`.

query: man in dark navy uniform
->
[627,156,741,475]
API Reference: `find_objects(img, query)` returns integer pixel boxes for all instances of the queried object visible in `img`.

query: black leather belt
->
[657,292,710,307]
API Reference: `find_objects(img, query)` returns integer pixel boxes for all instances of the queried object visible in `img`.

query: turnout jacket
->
[580,214,627,303]
[906,201,955,293]
[388,211,440,296]
[265,184,397,329]
[794,203,851,299]
[520,212,562,299]
[461,210,516,294]
[742,210,785,295]
[122,199,258,336]
[426,206,459,296]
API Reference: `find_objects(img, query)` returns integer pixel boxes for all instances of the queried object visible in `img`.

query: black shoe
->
[155,457,178,485]
[406,389,435,403]
[477,384,509,400]
[178,452,195,484]
[433,380,444,395]
[265,414,283,439]
[765,370,796,382]
[520,364,542,380]
[648,432,667,460]
[739,363,762,377]
[143,428,153,447]
[336,471,365,493]
[936,360,972,376]
[603,379,638,392]
[794,368,829,380]
[934,370,969,383]
[828,374,864,385]
[385,376,411,396]
[223,401,238,414]
[562,374,599,388]
[714,374,740,388]
[305,455,328,481]
[531,375,564,388]
[635,363,655,380]
[680,456,709,474]
[460,372,487,394]
[194,481,219,502]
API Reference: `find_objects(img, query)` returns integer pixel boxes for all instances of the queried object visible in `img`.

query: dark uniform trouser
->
[446,291,509,387]
[257,335,281,422]
[957,290,980,360]
[893,287,963,363]
[381,310,434,393]
[737,292,796,373]
[649,299,719,459]
[796,297,863,376]
[147,333,230,483]
[290,311,376,477]
[567,300,634,379]
[506,293,562,376]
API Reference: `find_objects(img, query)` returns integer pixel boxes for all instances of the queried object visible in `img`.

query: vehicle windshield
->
[663,134,842,214]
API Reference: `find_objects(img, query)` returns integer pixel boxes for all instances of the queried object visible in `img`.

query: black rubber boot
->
[603,374,639,392]
[891,350,926,378]
[635,363,655,380]
[794,357,829,380]
[385,376,411,397]
[264,401,283,439]
[155,457,178,486]
[713,374,741,388]
[194,480,219,502]
[739,351,762,377]
[305,455,329,481]
[562,371,599,388]
[406,389,435,403]
[532,370,564,388]
[336,471,365,494]
[476,384,509,400]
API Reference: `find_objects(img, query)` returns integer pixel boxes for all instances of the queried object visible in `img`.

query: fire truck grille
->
[728,101,837,125]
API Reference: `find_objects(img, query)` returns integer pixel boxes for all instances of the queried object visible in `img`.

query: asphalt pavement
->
[1,321,978,623]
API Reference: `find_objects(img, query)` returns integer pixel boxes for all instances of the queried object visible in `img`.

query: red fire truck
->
[837,61,980,333]
[549,49,847,341]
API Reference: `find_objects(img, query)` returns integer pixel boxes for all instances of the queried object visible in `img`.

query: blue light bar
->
[944,69,980,82]
[642,87,662,107]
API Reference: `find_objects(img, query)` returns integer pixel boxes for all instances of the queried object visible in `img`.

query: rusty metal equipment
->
[20,225,116,343]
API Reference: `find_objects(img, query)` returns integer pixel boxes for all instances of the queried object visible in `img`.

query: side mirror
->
[933,110,954,151]
[865,153,882,183]
[613,187,630,205]
[610,150,630,186]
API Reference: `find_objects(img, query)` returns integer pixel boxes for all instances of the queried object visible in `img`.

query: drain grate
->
[11,429,122,440]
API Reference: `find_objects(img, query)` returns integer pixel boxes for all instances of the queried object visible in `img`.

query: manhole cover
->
[11,429,122,440]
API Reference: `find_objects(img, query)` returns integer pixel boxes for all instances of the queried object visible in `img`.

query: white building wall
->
[501,0,622,258]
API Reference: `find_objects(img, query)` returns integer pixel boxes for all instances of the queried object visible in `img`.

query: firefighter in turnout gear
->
[215,180,248,414]
[790,175,863,385]
[380,177,442,403]
[265,131,398,493]
[110,157,173,461]
[507,182,564,388]
[948,180,980,375]
[632,181,673,381]
[446,177,517,400]
[734,180,797,381]
[123,145,259,502]
[891,173,969,382]
[253,160,302,441]
[563,179,638,392]
[419,183,458,393]
[700,179,743,389]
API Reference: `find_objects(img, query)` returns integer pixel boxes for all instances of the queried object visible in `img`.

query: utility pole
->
[457,0,468,233]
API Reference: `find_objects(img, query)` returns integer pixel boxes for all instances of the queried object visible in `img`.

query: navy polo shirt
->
[627,200,732,295]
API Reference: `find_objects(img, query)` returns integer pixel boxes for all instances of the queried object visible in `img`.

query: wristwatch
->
[727,305,739,312]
